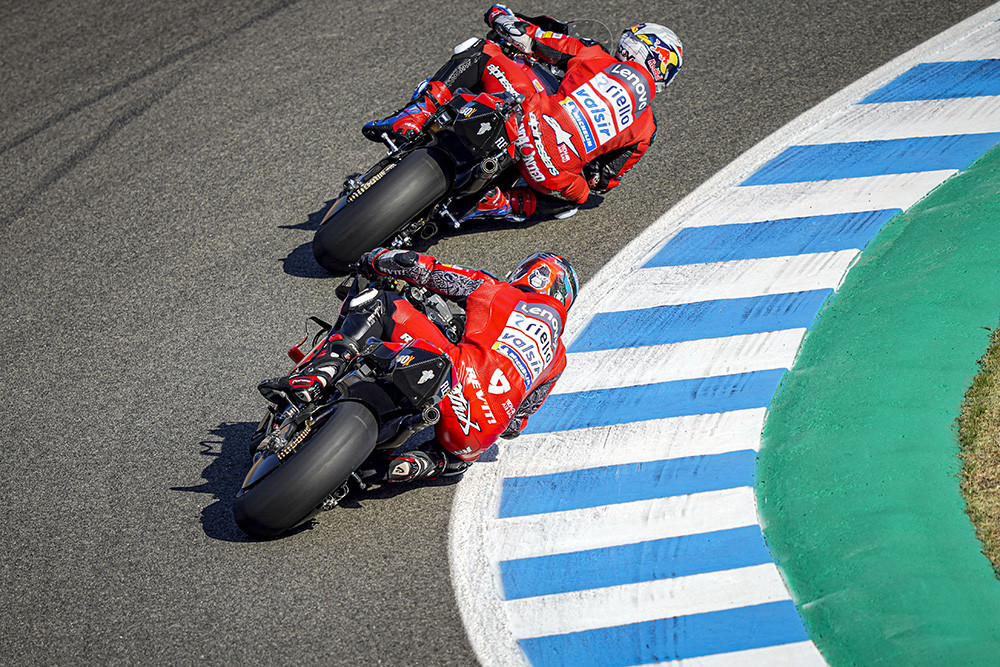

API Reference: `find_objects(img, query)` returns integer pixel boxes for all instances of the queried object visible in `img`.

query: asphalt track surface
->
[0,0,994,664]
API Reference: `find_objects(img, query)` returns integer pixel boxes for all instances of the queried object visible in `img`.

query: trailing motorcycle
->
[311,14,607,274]
[233,271,462,538]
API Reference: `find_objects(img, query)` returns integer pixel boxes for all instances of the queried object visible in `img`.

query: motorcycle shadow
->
[334,475,463,509]
[443,194,605,243]
[342,439,498,505]
[172,420,259,543]
[279,199,336,280]
[281,194,605,281]
[178,422,472,541]
[337,432,469,506]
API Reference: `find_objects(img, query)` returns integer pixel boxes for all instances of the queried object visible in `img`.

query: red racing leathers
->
[435,25,659,204]
[368,249,568,463]
[510,28,658,203]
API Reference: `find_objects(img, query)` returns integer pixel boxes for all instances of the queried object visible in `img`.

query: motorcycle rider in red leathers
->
[363,5,683,222]
[258,249,578,482]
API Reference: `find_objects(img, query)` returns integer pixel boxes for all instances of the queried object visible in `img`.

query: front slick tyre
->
[233,401,378,539]
[312,148,450,274]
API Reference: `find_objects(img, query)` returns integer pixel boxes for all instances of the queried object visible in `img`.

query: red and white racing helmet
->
[506,252,579,310]
[617,23,683,92]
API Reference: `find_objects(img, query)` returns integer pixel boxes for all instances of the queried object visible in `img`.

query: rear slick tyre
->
[233,401,378,539]
[312,149,451,274]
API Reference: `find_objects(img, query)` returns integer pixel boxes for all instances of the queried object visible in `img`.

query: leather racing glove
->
[484,4,532,54]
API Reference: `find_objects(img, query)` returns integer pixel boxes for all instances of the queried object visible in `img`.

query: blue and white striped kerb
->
[450,6,1000,666]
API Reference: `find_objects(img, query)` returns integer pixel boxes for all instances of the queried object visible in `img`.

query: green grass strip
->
[757,145,1000,665]
[958,325,1000,577]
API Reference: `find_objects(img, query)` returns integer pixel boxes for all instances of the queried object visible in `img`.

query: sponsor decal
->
[559,97,597,153]
[543,114,579,159]
[477,122,492,135]
[464,367,497,425]
[390,460,411,477]
[515,120,546,183]
[570,82,615,146]
[492,341,533,389]
[590,72,634,132]
[489,369,511,395]
[453,446,474,455]
[446,383,481,436]
[399,333,415,343]
[647,57,661,80]
[502,398,516,417]
[527,264,552,290]
[437,377,451,396]
[486,63,520,97]
[527,113,559,177]
[397,354,414,366]
[557,144,571,163]
[443,55,474,87]
[418,369,436,384]
[516,301,563,333]
[496,330,545,384]
[521,152,545,182]
[491,302,559,388]
[606,63,650,114]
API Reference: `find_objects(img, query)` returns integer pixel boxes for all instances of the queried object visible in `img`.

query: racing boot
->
[461,186,524,223]
[461,186,578,224]
[257,349,347,405]
[362,80,453,144]
[387,449,471,482]
[508,187,578,221]
[257,329,365,404]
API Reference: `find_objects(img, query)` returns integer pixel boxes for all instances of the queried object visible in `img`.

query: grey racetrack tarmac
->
[1,0,992,663]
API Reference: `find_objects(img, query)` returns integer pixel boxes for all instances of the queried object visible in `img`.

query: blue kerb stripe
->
[524,368,786,433]
[570,291,831,353]
[518,601,809,667]
[861,59,1000,103]
[524,368,785,433]
[646,209,901,267]
[500,525,771,600]
[498,449,754,518]
[741,133,1000,185]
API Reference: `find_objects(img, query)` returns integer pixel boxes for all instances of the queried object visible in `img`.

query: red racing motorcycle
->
[311,14,610,274]
[233,271,463,538]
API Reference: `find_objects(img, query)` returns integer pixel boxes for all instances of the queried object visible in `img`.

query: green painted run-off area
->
[757,146,1000,664]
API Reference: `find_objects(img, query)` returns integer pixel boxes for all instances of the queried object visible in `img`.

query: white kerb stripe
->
[504,563,791,639]
[639,641,827,667]
[497,409,767,477]
[597,251,859,313]
[674,171,955,228]
[799,97,1000,144]
[488,487,761,560]
[934,17,1000,61]
[553,330,805,394]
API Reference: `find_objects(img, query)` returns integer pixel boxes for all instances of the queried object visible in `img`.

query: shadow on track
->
[280,199,337,279]
[171,421,257,542]
[176,420,476,541]
[279,193,603,280]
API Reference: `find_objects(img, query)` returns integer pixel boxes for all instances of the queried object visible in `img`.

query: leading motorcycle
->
[311,14,610,274]
[233,271,463,538]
